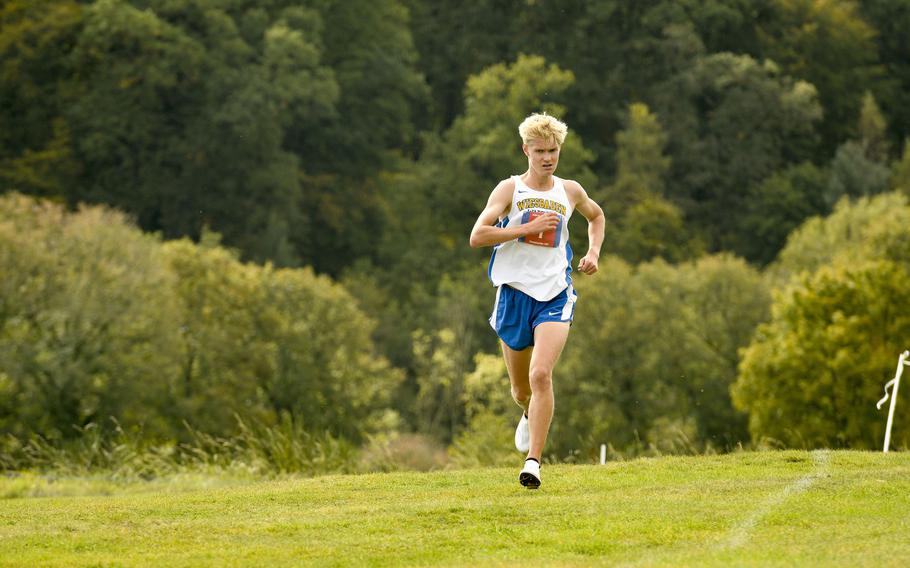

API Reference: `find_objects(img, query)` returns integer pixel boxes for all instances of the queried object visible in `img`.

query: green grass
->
[2,451,909,567]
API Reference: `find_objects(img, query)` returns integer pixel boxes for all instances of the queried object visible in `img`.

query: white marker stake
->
[600,444,606,465]
[876,350,909,453]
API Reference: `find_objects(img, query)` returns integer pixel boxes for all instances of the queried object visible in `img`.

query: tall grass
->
[0,416,359,480]
[1,414,764,483]
[181,414,359,475]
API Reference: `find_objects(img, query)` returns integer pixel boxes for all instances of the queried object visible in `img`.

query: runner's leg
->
[500,340,532,413]
[526,321,570,461]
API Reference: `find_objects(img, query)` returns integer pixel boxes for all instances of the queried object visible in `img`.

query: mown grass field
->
[2,451,909,567]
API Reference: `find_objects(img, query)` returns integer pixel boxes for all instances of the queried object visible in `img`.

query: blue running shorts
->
[489,284,577,351]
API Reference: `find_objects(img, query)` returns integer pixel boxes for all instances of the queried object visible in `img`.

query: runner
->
[469,112,605,488]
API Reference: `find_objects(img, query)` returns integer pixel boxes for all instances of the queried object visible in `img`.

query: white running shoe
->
[519,458,541,489]
[514,413,530,453]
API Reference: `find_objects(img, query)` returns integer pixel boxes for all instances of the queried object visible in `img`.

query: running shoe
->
[519,458,541,489]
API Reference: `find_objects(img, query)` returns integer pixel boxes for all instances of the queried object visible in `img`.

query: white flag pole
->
[876,350,910,453]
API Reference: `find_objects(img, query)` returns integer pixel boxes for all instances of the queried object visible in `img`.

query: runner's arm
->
[566,181,604,274]
[469,180,558,248]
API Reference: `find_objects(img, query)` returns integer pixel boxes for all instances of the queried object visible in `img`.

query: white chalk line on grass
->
[614,450,831,568]
[721,449,831,550]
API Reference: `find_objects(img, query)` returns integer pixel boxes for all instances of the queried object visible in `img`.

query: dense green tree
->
[678,0,768,55]
[756,0,884,155]
[444,54,596,189]
[402,0,521,130]
[826,142,891,204]
[860,0,910,148]
[63,0,341,265]
[412,328,468,442]
[306,0,427,174]
[858,91,891,163]
[163,237,403,441]
[8,0,910,460]
[405,0,902,231]
[610,196,702,264]
[600,103,700,263]
[286,0,429,275]
[553,254,768,458]
[0,194,181,439]
[602,103,671,209]
[405,0,778,169]
[809,94,892,212]
[662,53,822,253]
[892,142,910,198]
[342,255,495,437]
[404,264,493,441]
[1,0,427,274]
[769,191,910,287]
[519,1,707,173]
[0,0,83,198]
[740,162,829,265]
[734,260,910,448]
[162,239,276,435]
[403,0,894,259]
[0,194,402,443]
[261,265,404,440]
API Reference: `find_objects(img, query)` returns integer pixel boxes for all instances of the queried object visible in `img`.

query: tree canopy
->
[4,0,910,459]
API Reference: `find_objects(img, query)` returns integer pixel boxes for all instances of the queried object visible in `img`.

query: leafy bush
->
[0,193,402,446]
[734,260,910,449]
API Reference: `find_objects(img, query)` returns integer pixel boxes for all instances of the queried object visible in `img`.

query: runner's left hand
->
[578,252,599,275]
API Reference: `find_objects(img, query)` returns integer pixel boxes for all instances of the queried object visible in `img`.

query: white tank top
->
[487,175,574,301]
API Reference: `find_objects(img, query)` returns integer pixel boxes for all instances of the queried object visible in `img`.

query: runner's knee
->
[529,367,552,392]
[511,385,531,405]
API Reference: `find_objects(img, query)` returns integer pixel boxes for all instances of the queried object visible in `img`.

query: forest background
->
[2,0,910,473]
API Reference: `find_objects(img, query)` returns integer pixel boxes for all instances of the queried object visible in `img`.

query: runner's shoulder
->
[561,178,588,201]
[497,177,517,191]
[491,177,517,200]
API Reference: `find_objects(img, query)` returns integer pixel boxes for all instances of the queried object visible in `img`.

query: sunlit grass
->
[2,451,909,566]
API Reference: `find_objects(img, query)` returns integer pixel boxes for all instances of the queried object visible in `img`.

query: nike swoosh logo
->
[516,189,530,193]
[547,310,561,316]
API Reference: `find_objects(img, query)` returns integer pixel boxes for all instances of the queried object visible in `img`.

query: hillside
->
[3,451,909,567]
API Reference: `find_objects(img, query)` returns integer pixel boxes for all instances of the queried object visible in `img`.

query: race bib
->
[518,210,561,248]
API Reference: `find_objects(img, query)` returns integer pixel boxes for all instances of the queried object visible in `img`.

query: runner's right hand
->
[523,212,559,235]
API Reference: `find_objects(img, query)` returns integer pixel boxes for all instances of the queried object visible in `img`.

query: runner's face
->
[524,139,560,176]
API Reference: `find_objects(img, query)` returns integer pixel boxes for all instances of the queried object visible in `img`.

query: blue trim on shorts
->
[489,284,577,351]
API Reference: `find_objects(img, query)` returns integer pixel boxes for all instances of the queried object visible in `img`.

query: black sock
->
[525,457,539,464]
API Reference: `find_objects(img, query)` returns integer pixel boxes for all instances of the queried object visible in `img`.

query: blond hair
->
[518,112,568,145]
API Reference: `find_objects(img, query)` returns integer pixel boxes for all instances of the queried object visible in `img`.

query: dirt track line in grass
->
[721,449,831,550]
